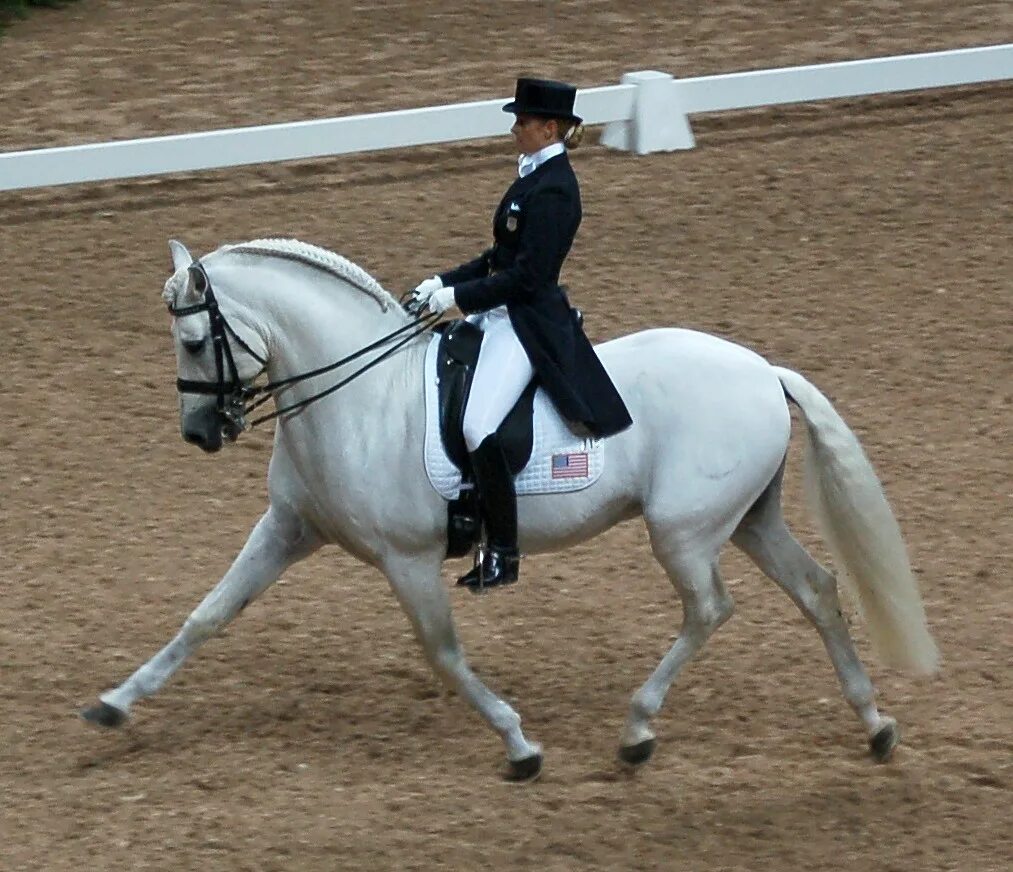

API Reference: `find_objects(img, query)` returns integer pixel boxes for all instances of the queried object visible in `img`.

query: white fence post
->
[600,70,695,154]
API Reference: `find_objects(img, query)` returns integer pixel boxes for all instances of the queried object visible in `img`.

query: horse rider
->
[413,77,633,591]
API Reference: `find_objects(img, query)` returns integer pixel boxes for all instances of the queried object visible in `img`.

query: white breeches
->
[462,308,535,452]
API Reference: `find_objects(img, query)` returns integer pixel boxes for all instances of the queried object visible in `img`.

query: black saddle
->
[437,319,537,474]
[435,319,537,557]
[433,305,582,560]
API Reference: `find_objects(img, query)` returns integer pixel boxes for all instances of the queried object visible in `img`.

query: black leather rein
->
[168,261,440,430]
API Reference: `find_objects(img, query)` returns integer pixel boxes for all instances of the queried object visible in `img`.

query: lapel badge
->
[506,201,520,232]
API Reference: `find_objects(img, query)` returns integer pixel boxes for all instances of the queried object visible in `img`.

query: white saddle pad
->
[423,334,604,500]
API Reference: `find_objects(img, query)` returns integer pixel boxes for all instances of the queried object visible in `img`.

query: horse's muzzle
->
[181,405,240,453]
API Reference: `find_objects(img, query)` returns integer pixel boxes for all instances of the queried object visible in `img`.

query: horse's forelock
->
[162,268,189,307]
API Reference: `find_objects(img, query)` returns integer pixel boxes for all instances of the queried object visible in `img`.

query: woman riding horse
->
[414,77,633,591]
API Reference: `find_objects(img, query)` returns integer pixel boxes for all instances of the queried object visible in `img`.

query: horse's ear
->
[168,239,193,272]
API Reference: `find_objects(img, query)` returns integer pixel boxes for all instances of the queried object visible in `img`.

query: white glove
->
[413,275,443,304]
[427,285,457,315]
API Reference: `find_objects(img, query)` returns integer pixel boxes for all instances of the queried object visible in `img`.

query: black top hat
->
[503,78,582,124]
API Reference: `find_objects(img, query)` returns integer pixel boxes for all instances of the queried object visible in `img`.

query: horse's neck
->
[265,276,406,381]
[231,260,425,435]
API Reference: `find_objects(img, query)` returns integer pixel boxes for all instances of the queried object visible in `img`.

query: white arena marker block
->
[600,70,695,154]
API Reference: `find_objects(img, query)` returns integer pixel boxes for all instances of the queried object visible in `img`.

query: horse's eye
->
[182,337,206,354]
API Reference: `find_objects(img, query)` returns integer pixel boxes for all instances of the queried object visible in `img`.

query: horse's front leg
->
[383,551,543,781]
[81,505,320,727]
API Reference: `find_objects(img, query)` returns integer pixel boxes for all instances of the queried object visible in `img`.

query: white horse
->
[82,238,938,780]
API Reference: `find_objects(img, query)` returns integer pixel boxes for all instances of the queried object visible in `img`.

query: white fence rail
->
[1,44,1010,192]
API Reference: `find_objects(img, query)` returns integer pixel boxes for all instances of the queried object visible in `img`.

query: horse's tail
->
[774,366,938,675]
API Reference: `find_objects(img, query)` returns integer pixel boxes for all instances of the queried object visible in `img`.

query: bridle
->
[167,261,439,432]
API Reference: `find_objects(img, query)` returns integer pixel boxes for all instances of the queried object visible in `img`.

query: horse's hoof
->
[869,718,900,763]
[80,701,128,729]
[505,752,543,783]
[618,737,657,767]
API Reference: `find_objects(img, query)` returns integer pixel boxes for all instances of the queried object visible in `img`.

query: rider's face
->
[511,114,558,155]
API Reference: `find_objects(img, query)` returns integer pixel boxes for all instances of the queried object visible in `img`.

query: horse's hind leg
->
[619,530,734,766]
[731,475,898,761]
[82,505,320,726]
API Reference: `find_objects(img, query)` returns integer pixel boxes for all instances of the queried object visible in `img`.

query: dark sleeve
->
[438,249,493,286]
[453,187,573,314]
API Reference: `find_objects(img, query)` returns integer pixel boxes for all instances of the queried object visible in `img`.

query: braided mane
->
[223,238,395,311]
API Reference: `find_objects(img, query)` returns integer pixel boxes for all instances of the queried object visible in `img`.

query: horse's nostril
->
[183,407,224,453]
[183,429,207,448]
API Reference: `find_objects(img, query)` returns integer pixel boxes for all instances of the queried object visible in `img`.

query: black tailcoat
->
[440,153,633,439]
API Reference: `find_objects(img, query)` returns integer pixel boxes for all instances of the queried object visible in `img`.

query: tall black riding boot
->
[457,434,519,591]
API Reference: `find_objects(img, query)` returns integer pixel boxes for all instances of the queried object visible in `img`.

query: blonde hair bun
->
[563,122,585,149]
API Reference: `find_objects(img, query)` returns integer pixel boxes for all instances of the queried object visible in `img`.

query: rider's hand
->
[413,275,443,304]
[427,285,457,315]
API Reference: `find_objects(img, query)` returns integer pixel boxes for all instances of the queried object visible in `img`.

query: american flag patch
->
[551,452,589,479]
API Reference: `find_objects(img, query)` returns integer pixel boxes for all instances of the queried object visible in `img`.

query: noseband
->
[167,261,439,432]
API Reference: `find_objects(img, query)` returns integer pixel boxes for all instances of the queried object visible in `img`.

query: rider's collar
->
[518,142,565,178]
